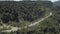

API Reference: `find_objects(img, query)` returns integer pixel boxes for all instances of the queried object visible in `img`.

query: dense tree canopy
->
[0,1,52,23]
[0,1,60,34]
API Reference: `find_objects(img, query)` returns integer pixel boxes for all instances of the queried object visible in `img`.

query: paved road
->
[1,12,52,32]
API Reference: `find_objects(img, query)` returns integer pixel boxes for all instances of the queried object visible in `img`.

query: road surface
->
[1,12,52,32]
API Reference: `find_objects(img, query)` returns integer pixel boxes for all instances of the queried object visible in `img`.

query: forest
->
[0,1,60,34]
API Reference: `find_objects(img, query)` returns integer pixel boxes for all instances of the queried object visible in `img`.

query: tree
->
[1,14,10,23]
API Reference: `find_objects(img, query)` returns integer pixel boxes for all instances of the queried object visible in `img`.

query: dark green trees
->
[0,1,52,23]
[1,9,19,23]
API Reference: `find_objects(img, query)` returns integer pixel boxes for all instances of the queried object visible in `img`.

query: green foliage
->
[0,1,49,23]
[0,1,60,34]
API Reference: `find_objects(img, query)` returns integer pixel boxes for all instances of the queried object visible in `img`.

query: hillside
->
[0,1,52,23]
[0,1,60,34]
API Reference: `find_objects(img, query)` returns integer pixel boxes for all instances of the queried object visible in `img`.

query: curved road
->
[1,12,52,32]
